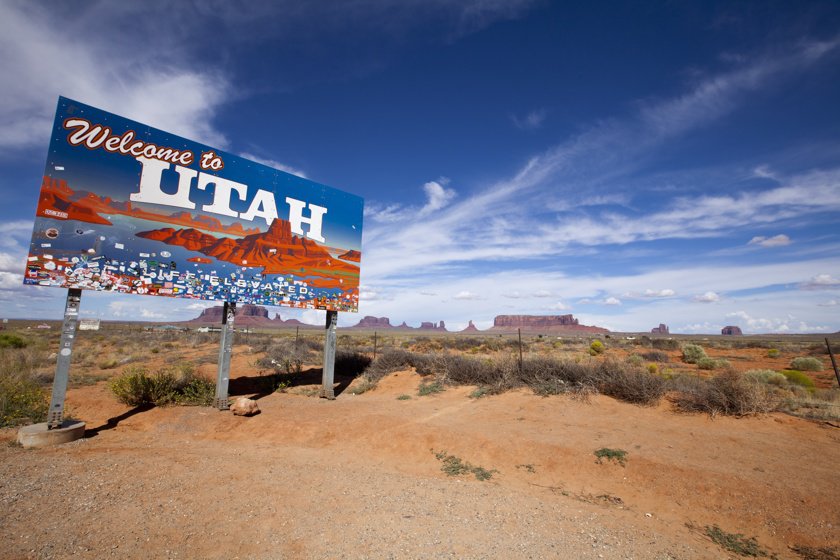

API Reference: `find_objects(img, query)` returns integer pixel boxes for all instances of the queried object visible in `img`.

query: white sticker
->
[60,348,71,356]
[41,243,52,248]
[139,252,150,258]
[43,254,53,260]
[54,166,65,171]
[114,243,124,250]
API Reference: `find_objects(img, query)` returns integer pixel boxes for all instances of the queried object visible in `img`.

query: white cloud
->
[533,290,553,298]
[603,296,622,306]
[453,290,481,300]
[0,3,230,150]
[693,291,721,303]
[419,179,456,216]
[643,288,676,298]
[548,301,570,311]
[801,274,840,290]
[748,234,791,247]
[511,108,547,130]
[239,152,307,178]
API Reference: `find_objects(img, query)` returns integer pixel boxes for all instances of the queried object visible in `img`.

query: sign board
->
[78,318,101,331]
[23,97,363,312]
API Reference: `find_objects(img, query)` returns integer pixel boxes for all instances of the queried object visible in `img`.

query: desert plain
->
[1,322,839,559]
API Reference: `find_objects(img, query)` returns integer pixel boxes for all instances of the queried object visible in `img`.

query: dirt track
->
[2,350,839,559]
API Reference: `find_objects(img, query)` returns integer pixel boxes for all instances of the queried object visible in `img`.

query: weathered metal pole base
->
[320,310,338,400]
[18,420,86,448]
[47,288,82,429]
[214,302,236,410]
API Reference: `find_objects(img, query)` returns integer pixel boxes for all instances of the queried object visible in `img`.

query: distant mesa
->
[348,316,448,331]
[490,314,608,333]
[338,249,361,262]
[721,325,743,336]
[651,323,669,334]
[461,320,480,333]
[352,316,393,329]
[187,304,312,327]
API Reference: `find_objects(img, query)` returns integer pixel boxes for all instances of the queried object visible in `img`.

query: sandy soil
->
[2,345,839,559]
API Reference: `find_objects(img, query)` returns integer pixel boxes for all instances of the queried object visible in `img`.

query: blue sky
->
[1,0,839,333]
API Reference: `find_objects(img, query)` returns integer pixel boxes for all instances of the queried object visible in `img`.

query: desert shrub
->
[647,363,658,374]
[177,376,216,406]
[97,358,120,369]
[0,333,28,349]
[641,350,669,363]
[697,357,729,370]
[364,349,433,380]
[109,366,176,406]
[257,338,321,374]
[781,369,816,390]
[439,354,506,387]
[108,362,205,407]
[334,349,372,376]
[682,344,707,364]
[418,380,445,396]
[744,369,787,386]
[670,370,776,416]
[594,447,628,466]
[790,357,823,372]
[767,348,780,358]
[589,340,605,355]
[0,372,49,427]
[595,361,666,405]
[518,357,598,396]
[651,338,679,350]
[625,354,644,367]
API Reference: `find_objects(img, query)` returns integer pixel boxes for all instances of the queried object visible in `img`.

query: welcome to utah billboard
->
[23,97,363,312]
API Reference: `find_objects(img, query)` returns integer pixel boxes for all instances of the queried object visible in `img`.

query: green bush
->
[682,344,707,364]
[0,333,28,349]
[696,357,717,370]
[790,357,823,372]
[108,362,211,407]
[0,373,49,427]
[651,338,679,350]
[109,366,176,406]
[767,348,780,358]
[589,340,605,355]
[743,369,787,386]
[781,369,815,390]
[625,354,644,367]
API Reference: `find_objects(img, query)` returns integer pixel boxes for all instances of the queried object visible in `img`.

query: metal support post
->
[214,301,236,410]
[47,289,82,429]
[827,338,840,389]
[320,310,338,399]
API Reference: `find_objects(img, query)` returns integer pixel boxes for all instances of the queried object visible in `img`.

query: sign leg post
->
[47,288,82,429]
[321,310,338,400]
[214,302,236,410]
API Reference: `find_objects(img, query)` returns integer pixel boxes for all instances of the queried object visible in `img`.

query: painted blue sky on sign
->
[1,1,839,333]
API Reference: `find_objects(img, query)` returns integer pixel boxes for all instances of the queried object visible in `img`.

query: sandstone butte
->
[188,303,309,327]
[338,249,361,262]
[489,314,609,333]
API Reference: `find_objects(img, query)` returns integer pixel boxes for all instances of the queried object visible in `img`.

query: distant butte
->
[489,314,608,333]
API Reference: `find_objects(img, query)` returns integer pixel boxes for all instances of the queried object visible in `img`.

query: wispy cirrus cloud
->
[748,234,791,247]
[511,108,548,130]
[361,38,840,285]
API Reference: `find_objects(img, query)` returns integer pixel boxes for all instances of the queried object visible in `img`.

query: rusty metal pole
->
[518,328,523,374]
[826,338,840,389]
[373,331,378,361]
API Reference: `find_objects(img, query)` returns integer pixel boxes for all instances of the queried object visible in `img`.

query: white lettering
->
[198,174,247,218]
[240,188,279,226]
[130,157,197,210]
[286,197,327,243]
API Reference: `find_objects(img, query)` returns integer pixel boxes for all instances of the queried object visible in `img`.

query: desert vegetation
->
[0,321,838,424]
